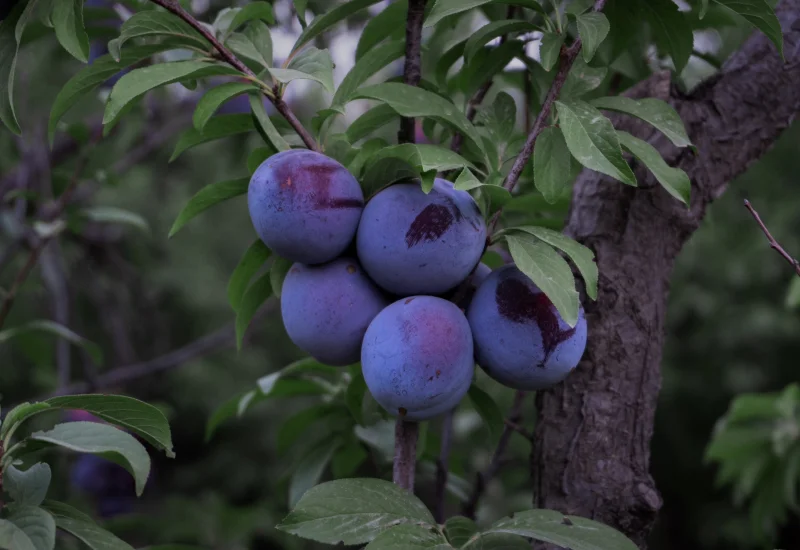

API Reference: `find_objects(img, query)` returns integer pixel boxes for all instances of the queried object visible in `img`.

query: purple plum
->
[281,257,389,366]
[248,150,364,265]
[467,265,587,390]
[361,296,475,421]
[356,179,487,296]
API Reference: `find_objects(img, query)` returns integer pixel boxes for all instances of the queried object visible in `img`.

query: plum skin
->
[248,150,364,265]
[281,257,389,366]
[361,296,475,421]
[467,264,587,391]
[356,178,487,296]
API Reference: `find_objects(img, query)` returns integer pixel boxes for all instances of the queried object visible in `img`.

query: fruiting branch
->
[398,0,427,144]
[147,0,319,151]
[744,199,800,276]
[393,418,419,491]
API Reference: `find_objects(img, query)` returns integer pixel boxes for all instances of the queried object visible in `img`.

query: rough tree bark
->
[532,2,800,548]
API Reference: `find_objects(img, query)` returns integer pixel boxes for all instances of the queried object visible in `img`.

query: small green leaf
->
[269,256,293,299]
[53,0,89,62]
[226,32,270,68]
[243,21,273,68]
[292,0,383,53]
[0,2,24,134]
[0,404,52,440]
[278,404,339,453]
[786,277,800,309]
[226,1,275,36]
[713,0,783,58]
[576,13,610,63]
[485,509,639,550]
[249,93,291,152]
[539,32,565,71]
[555,100,636,187]
[257,357,338,395]
[29,422,151,496]
[534,127,580,204]
[364,524,451,549]
[453,169,512,207]
[107,10,207,61]
[45,394,175,458]
[103,61,239,129]
[270,47,334,94]
[464,19,539,63]
[591,96,692,148]
[228,239,271,312]
[560,57,607,98]
[289,439,341,507]
[566,0,594,16]
[331,442,368,478]
[7,506,55,550]
[616,131,691,205]
[345,368,367,425]
[247,146,276,173]
[700,0,710,18]
[435,39,467,91]
[467,385,504,440]
[639,0,693,74]
[346,104,398,143]
[170,114,254,162]
[331,40,405,112]
[276,478,436,545]
[80,206,149,233]
[44,502,135,550]
[506,234,579,327]
[367,143,475,175]
[169,178,249,237]
[360,157,418,200]
[0,519,36,550]
[445,516,478,547]
[424,0,546,28]
[0,321,102,364]
[355,0,406,59]
[193,82,259,131]
[5,464,51,507]
[462,533,532,549]
[234,272,272,349]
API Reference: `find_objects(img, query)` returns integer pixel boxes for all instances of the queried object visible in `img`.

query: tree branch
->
[393,418,419,491]
[147,0,318,151]
[398,0,427,144]
[744,199,800,276]
[434,409,454,522]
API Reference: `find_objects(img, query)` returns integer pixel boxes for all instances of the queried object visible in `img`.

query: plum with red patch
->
[361,296,474,421]
[248,150,364,265]
[466,264,587,390]
[281,257,389,366]
[356,179,487,296]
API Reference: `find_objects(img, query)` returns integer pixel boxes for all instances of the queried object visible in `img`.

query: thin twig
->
[462,390,527,519]
[744,199,800,276]
[147,0,318,151]
[434,409,454,522]
[393,418,419,491]
[398,0,427,144]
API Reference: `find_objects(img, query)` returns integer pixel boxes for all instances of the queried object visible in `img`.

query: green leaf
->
[360,157,418,199]
[4,465,51,507]
[576,13,609,63]
[107,10,207,61]
[367,143,475,175]
[566,0,594,16]
[276,478,436,545]
[355,0,406,60]
[639,0,693,74]
[226,32,270,68]
[539,32,565,71]
[249,93,291,152]
[464,19,539,63]
[424,0,546,27]
[0,321,102,364]
[168,178,249,237]
[0,404,52,440]
[462,534,532,549]
[52,0,89,62]
[29,422,151,496]
[0,2,24,134]
[80,206,149,233]
[345,368,367,425]
[48,43,176,144]
[278,404,338,453]
[331,441,368,478]
[590,96,692,148]
[555,100,636,187]
[457,40,523,99]
[226,1,275,35]
[435,39,467,91]
[506,234,580,327]
[453,169,512,208]
[247,146,275,173]
[346,104,398,143]
[289,439,341,508]
[293,0,308,27]
[292,0,383,53]
[509,226,598,301]
[234,271,272,349]
[243,21,273,68]
[170,114,254,162]
[45,394,175,458]
[616,131,691,205]
[193,82,258,132]
[364,524,451,549]
[269,255,293,299]
[271,47,334,94]
[7,507,55,550]
[103,61,239,129]
[228,239,271,312]
[44,502,134,550]
[257,357,338,395]
[485,509,639,550]
[559,56,607,98]
[534,127,579,204]
[713,0,783,58]
[467,384,504,440]
[331,39,405,112]
[0,519,36,550]
[786,277,800,309]
[700,0,710,18]
[444,516,478,547]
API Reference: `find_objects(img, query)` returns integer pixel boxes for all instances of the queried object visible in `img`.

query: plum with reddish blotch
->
[248,150,364,265]
[356,178,487,296]
[281,257,389,366]
[361,296,475,421]
[467,264,587,391]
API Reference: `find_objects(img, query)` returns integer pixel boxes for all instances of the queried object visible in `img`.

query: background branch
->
[744,199,800,276]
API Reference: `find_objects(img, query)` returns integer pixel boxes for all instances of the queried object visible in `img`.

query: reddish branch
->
[147,0,318,151]
[744,200,800,276]
[393,419,419,491]
[398,0,427,144]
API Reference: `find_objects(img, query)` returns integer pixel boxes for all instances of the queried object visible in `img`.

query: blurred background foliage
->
[1,0,798,549]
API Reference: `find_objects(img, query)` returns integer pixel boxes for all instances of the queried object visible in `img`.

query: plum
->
[361,296,474,421]
[281,257,389,366]
[70,454,136,517]
[356,179,487,296]
[467,265,587,390]
[248,150,364,265]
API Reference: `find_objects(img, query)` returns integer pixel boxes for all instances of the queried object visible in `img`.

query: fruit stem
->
[393,417,419,491]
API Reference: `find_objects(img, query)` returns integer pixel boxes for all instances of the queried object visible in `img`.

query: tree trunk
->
[532,2,800,547]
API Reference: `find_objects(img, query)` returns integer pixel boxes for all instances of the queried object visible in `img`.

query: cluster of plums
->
[247,150,587,421]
